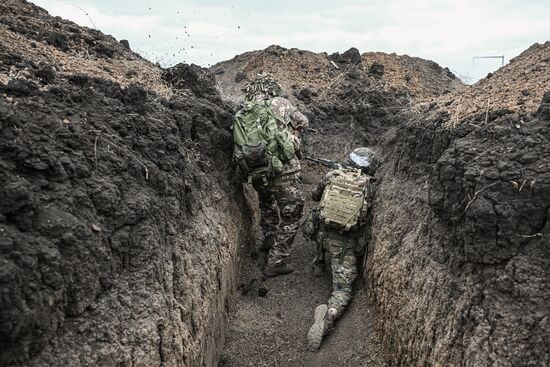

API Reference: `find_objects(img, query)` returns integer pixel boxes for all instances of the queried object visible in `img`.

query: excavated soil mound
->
[1,1,253,366]
[212,45,463,107]
[425,42,550,124]
[212,45,465,163]
[0,0,171,97]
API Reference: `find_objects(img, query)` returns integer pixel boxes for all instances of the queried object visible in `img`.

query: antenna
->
[472,55,505,67]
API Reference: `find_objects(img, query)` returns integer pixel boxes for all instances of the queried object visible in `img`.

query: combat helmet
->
[349,147,378,175]
[243,73,284,101]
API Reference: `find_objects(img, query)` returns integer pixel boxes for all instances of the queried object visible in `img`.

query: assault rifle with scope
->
[304,157,348,170]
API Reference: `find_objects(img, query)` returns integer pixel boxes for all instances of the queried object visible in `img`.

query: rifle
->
[304,156,346,170]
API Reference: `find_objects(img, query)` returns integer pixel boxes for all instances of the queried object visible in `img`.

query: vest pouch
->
[276,130,296,162]
[270,155,284,175]
[248,167,271,184]
[233,149,249,173]
[242,141,267,168]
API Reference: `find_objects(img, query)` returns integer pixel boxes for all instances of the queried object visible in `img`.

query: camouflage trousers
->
[254,177,304,267]
[322,231,360,314]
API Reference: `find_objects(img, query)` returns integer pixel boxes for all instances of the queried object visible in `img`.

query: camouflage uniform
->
[252,96,308,267]
[310,169,374,314]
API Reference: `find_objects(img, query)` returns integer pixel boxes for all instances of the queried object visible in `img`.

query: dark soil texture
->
[367,92,550,366]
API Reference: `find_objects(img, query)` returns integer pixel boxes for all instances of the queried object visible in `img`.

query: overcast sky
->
[32,0,550,83]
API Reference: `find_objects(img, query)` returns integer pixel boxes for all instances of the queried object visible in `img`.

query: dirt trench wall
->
[0,51,252,365]
[366,95,550,366]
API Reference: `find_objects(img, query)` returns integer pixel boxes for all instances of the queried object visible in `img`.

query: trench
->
[2,4,549,365]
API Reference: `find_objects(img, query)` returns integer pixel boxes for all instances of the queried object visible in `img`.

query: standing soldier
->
[232,73,308,277]
[304,148,378,349]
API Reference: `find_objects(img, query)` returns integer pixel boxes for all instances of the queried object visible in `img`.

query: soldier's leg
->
[266,179,305,267]
[328,250,357,315]
[255,185,279,251]
[307,239,357,350]
[307,237,355,350]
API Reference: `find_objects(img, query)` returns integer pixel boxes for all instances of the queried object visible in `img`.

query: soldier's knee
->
[331,263,357,285]
[333,284,352,295]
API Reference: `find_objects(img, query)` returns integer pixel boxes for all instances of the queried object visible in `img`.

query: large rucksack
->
[232,100,296,183]
[319,169,369,231]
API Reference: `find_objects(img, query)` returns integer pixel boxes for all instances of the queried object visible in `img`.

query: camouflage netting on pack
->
[242,73,284,101]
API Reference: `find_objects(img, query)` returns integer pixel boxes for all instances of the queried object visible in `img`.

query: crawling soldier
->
[304,148,378,350]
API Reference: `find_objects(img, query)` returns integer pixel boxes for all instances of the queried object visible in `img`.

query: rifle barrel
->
[304,156,342,169]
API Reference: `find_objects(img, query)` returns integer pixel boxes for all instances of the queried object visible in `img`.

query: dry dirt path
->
[220,166,386,367]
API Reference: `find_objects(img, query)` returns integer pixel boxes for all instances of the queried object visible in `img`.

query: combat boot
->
[307,305,337,350]
[263,262,294,277]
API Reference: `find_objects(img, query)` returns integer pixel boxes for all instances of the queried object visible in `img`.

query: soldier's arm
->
[355,180,373,259]
[366,178,377,209]
[289,109,309,131]
[360,178,377,223]
[311,170,338,201]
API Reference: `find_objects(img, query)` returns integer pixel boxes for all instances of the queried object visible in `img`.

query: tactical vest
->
[319,169,369,231]
[232,99,296,183]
